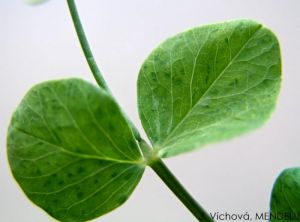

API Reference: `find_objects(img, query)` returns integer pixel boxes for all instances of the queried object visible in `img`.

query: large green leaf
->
[7,78,145,221]
[137,19,281,157]
[270,168,300,222]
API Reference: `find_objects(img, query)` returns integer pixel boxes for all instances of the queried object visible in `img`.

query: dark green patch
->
[111,172,118,178]
[77,166,85,174]
[77,191,84,199]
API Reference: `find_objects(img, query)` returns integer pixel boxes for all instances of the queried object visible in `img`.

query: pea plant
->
[7,0,300,221]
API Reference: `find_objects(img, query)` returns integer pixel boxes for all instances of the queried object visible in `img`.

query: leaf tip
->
[24,0,49,5]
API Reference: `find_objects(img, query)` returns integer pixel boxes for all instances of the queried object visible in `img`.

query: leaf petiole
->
[66,0,141,141]
[66,0,108,90]
[150,159,214,222]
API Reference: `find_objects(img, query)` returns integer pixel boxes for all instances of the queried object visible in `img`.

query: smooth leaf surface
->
[138,19,281,157]
[270,168,300,221]
[7,78,145,221]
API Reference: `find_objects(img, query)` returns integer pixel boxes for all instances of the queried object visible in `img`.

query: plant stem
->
[150,159,214,222]
[66,0,142,141]
[66,0,108,90]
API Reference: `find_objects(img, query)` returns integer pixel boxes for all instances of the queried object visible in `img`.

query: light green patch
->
[25,0,49,5]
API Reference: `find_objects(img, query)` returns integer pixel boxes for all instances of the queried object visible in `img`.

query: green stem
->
[66,0,141,141]
[66,0,108,90]
[150,159,214,222]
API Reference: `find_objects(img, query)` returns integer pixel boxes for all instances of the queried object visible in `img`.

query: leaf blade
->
[25,0,49,5]
[270,168,300,221]
[138,19,281,157]
[7,78,145,221]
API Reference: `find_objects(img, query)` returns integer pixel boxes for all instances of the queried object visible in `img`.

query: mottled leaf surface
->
[7,78,145,221]
[138,19,281,157]
[270,168,300,221]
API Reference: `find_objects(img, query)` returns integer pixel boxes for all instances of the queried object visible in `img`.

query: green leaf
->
[270,168,300,222]
[7,78,145,221]
[25,0,49,5]
[137,19,281,157]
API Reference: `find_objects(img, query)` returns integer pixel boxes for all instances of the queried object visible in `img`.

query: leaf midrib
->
[156,25,262,150]
[12,127,144,165]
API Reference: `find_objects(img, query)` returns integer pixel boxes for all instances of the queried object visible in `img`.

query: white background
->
[1,0,299,221]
